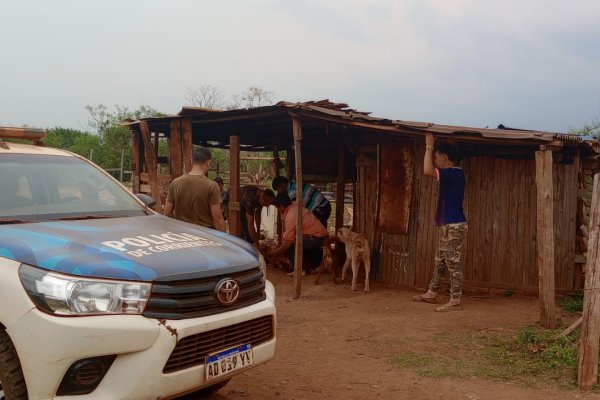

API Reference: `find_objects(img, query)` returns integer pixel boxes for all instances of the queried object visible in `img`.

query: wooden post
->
[140,121,162,213]
[271,145,280,178]
[352,182,357,228]
[119,148,125,182]
[153,131,160,163]
[131,131,141,193]
[292,116,304,299]
[182,118,193,173]
[169,119,183,179]
[335,138,346,231]
[535,148,556,329]
[229,136,241,236]
[89,148,93,161]
[578,174,600,390]
[273,145,283,243]
[286,149,293,179]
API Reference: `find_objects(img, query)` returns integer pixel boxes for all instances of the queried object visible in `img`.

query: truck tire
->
[0,330,28,400]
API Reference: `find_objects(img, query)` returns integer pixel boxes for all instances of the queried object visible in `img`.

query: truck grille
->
[163,315,274,373]
[143,267,266,320]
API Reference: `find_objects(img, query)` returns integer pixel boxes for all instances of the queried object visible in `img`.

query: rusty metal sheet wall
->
[377,140,419,287]
[354,150,377,249]
[378,142,414,234]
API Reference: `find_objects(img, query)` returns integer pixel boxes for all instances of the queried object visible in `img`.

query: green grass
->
[387,326,585,389]
[560,293,584,314]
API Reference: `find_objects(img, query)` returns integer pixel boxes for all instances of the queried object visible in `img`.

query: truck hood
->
[0,215,259,281]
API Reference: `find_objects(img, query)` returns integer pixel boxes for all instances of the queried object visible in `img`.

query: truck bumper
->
[7,281,276,400]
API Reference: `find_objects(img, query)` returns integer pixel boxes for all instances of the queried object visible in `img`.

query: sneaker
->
[434,302,462,312]
[412,294,438,304]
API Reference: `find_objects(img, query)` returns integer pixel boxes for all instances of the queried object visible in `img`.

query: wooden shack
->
[126,100,599,326]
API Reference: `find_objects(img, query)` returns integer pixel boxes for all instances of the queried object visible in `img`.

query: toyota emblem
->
[215,279,240,305]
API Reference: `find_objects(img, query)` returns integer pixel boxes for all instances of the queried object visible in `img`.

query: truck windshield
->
[0,154,147,222]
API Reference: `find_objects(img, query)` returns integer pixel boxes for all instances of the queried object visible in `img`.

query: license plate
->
[205,344,253,382]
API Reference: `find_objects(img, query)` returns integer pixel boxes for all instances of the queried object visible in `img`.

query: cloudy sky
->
[1,0,599,133]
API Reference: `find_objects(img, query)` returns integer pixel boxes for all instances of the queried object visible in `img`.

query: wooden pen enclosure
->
[354,136,583,293]
[127,100,599,296]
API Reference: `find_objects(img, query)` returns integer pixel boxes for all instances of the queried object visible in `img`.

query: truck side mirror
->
[135,193,156,209]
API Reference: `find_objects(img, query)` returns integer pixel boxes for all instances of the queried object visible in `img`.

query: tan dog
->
[258,242,293,272]
[337,227,371,292]
[314,236,339,285]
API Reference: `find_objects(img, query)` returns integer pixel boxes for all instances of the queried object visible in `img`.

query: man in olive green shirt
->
[164,147,226,231]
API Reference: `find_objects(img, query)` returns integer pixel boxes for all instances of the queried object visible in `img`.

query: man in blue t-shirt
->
[413,134,468,312]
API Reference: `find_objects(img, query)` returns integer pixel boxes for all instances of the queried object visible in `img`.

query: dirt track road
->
[179,269,593,400]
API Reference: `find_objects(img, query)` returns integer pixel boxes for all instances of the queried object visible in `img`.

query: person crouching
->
[264,194,329,273]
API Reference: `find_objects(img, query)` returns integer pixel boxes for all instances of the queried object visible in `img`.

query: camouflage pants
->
[429,223,468,299]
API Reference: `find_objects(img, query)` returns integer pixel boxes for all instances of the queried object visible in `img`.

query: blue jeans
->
[286,235,326,271]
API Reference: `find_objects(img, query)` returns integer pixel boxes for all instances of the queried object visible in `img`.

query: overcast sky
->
[1,0,599,133]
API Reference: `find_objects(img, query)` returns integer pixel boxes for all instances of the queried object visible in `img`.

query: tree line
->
[36,85,276,182]
[14,85,599,183]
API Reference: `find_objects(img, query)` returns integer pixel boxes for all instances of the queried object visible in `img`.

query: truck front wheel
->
[0,330,28,400]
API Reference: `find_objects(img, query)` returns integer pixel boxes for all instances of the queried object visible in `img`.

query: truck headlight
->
[258,253,267,283]
[19,264,151,316]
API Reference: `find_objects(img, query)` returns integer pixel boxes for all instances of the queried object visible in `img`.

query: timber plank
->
[515,158,526,286]
[508,158,518,284]
[467,157,479,282]
[139,122,161,213]
[229,136,241,236]
[131,131,141,193]
[578,174,600,390]
[335,139,345,230]
[169,120,183,178]
[182,118,193,173]
[535,150,556,329]
[292,116,304,299]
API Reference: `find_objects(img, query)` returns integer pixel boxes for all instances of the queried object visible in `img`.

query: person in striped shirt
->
[272,176,331,228]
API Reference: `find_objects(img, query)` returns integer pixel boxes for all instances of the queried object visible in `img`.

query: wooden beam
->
[535,149,556,329]
[578,174,600,390]
[271,145,280,178]
[131,131,141,193]
[285,149,293,179]
[292,116,304,299]
[170,119,183,179]
[182,118,193,173]
[140,122,162,213]
[273,145,283,244]
[229,136,241,237]
[335,138,346,230]
[153,130,160,163]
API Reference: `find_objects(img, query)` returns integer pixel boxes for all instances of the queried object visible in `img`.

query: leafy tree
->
[571,119,600,138]
[45,127,89,149]
[68,133,103,162]
[85,104,164,170]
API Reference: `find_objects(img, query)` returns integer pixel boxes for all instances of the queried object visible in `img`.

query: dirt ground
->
[180,269,595,400]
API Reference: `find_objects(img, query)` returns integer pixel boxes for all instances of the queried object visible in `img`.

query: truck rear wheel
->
[0,330,28,400]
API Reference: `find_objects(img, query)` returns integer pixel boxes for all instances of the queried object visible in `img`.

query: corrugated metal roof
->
[281,101,579,144]
[177,106,222,116]
[124,100,598,151]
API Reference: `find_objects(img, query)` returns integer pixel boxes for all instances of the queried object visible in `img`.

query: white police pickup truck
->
[0,127,276,400]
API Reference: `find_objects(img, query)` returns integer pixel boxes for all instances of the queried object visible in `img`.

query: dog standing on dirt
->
[314,235,340,285]
[337,227,371,292]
